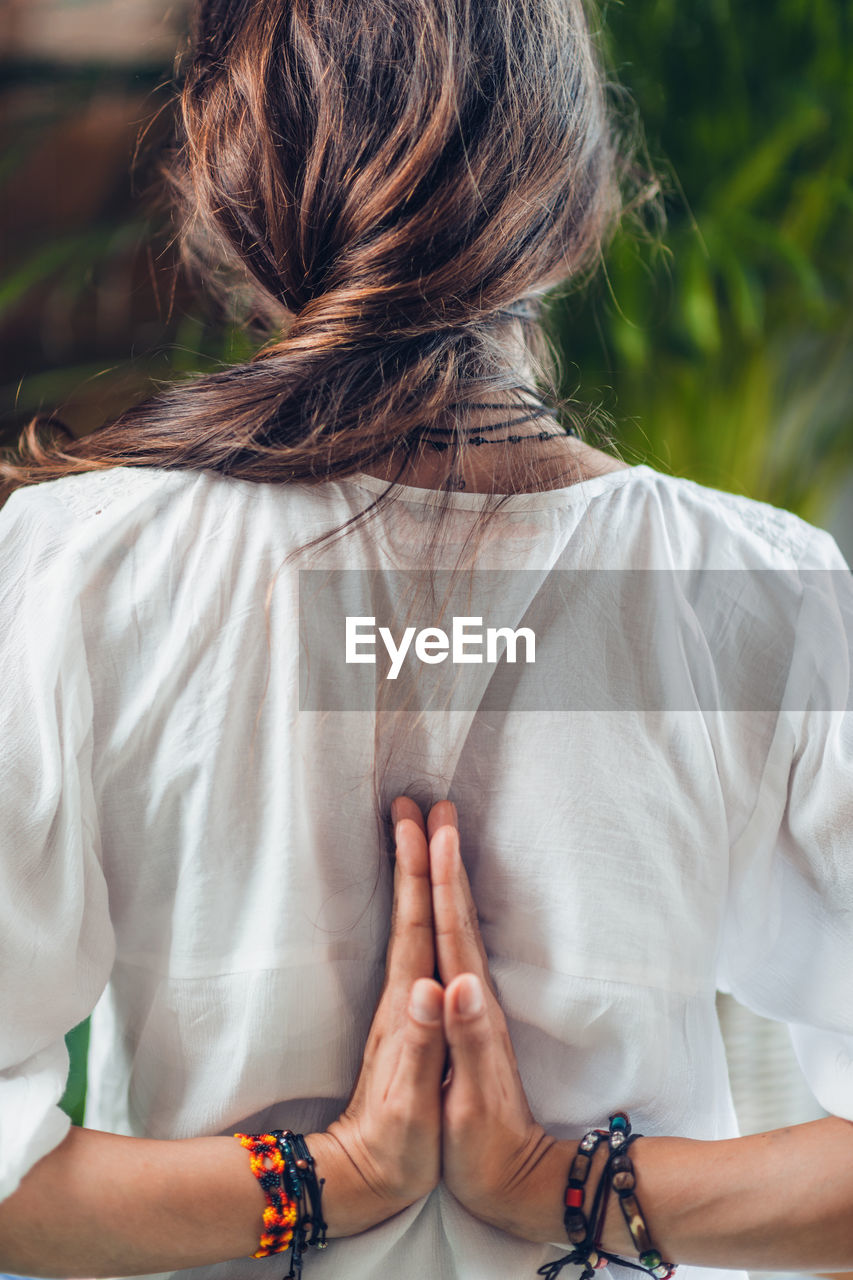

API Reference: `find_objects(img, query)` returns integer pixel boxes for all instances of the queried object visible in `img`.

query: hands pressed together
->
[308,795,570,1243]
[302,799,853,1278]
[3,796,849,1280]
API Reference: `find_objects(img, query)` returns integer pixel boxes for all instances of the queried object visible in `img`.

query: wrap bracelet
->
[278,1129,328,1274]
[604,1113,676,1280]
[235,1129,327,1279]
[538,1112,677,1280]
[563,1127,610,1255]
[537,1127,613,1280]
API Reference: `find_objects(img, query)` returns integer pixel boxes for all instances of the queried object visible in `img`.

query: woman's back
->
[3,459,850,1280]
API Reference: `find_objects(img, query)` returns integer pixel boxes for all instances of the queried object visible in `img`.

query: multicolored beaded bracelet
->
[235,1131,300,1259]
[538,1113,678,1280]
[563,1127,610,1253]
[538,1127,617,1280]
[235,1129,328,1278]
[604,1113,677,1280]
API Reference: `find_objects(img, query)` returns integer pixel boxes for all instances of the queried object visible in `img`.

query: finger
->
[392,794,426,835]
[442,973,493,1089]
[428,814,491,987]
[444,974,533,1128]
[386,795,434,984]
[426,798,458,842]
[393,977,447,1093]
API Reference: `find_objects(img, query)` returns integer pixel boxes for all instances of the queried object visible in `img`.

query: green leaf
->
[60,1019,90,1128]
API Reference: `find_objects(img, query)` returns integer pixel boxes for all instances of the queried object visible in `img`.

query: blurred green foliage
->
[546,0,853,521]
[0,70,258,440]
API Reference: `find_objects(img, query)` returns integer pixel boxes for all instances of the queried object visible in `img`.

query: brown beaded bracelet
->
[600,1113,677,1280]
[563,1127,609,1250]
[538,1113,677,1280]
[537,1128,614,1280]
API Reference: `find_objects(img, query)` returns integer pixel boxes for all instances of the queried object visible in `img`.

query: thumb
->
[396,978,447,1091]
[444,973,491,1076]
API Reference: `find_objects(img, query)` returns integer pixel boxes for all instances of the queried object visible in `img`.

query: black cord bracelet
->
[271,1130,327,1280]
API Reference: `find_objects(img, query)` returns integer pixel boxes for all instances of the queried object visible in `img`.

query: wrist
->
[524,1136,591,1245]
[467,1131,636,1256]
[304,1129,414,1239]
[458,1136,599,1245]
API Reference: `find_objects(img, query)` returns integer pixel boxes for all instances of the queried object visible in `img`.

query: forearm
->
[618,1116,853,1271]
[0,1126,264,1278]
[0,1125,377,1279]
[0,802,450,1279]
[489,1116,853,1272]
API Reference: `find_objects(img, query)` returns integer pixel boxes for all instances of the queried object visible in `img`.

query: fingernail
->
[456,974,484,1017]
[390,799,401,827]
[410,979,442,1025]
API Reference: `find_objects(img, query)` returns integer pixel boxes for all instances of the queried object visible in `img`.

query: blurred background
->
[0,0,850,1262]
[2,0,851,549]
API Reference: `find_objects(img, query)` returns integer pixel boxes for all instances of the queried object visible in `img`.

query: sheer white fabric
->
[1,462,851,1280]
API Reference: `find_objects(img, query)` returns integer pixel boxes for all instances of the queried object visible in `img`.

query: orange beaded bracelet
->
[235,1131,300,1258]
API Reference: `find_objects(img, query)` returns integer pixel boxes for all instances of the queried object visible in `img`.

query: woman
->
[0,2,851,1279]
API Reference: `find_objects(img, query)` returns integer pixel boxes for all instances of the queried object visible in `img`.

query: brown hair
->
[1,0,638,532]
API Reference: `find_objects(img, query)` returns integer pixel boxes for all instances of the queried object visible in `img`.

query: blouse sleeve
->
[0,486,116,1202]
[717,523,853,1121]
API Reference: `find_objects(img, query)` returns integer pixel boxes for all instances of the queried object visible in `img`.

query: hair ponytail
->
[1,0,638,508]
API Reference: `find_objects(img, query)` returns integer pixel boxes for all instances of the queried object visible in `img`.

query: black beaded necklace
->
[414,399,578,453]
[404,396,580,491]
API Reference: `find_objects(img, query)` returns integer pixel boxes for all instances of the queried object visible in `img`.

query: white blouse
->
[1,461,851,1280]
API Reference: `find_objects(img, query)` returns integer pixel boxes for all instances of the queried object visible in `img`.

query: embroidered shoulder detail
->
[33,467,186,524]
[668,473,819,564]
